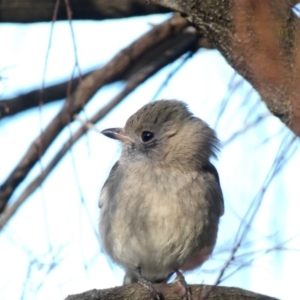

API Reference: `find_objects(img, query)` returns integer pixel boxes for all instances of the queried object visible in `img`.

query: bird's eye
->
[141,131,154,142]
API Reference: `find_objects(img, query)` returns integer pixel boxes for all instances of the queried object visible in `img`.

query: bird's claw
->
[138,276,162,300]
[174,270,192,300]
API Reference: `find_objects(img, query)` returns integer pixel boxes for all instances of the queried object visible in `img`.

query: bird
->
[99,99,224,298]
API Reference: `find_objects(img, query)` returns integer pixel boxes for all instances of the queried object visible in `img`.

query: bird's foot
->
[173,270,192,300]
[138,276,162,300]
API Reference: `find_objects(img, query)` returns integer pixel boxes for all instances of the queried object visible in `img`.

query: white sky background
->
[0,13,300,300]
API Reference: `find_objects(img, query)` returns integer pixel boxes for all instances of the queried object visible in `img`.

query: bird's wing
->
[203,162,224,216]
[99,161,119,209]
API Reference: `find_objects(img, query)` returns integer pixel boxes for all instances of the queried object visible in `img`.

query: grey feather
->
[99,99,224,283]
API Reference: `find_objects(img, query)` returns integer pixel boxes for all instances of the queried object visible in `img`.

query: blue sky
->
[0,13,300,300]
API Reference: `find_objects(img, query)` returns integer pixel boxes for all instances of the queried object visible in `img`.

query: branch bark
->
[0,0,170,23]
[150,0,300,136]
[0,76,85,118]
[65,283,278,300]
[0,30,209,119]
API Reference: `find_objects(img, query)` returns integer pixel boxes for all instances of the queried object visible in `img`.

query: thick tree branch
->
[0,29,208,119]
[65,283,278,300]
[0,0,170,23]
[151,0,300,136]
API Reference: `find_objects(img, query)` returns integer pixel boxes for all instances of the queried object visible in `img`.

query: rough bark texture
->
[151,0,300,136]
[65,283,279,300]
[0,0,170,22]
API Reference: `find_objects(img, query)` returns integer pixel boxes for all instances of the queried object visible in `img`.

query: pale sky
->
[0,13,300,300]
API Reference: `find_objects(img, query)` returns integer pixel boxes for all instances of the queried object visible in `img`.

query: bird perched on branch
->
[99,100,224,299]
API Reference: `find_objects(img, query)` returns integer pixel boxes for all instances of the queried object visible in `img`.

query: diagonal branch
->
[0,14,191,214]
[0,24,202,229]
[0,29,206,119]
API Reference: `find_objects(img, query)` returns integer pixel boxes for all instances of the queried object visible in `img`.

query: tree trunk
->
[151,0,300,136]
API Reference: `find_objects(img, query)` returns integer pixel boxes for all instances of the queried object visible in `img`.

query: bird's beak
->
[101,128,131,143]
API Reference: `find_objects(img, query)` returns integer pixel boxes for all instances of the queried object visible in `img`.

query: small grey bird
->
[99,100,224,292]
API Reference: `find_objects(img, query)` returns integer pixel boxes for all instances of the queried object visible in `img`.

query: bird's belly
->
[101,168,218,282]
[109,193,211,281]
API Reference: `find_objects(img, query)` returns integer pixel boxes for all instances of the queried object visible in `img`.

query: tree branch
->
[0,75,85,118]
[0,27,209,119]
[65,283,278,300]
[0,0,170,23]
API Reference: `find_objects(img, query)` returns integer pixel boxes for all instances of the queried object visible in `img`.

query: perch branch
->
[65,283,278,300]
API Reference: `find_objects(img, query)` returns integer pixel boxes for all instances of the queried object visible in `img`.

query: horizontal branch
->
[0,0,170,23]
[65,283,278,300]
[0,75,86,118]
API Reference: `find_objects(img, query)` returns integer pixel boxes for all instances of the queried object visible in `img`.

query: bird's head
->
[102,100,219,169]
